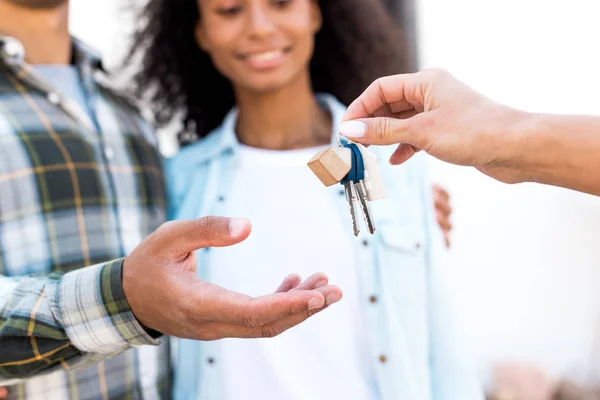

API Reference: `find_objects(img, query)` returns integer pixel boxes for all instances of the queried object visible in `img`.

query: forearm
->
[507,112,600,195]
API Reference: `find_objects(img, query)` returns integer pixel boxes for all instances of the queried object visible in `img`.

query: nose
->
[246,4,276,39]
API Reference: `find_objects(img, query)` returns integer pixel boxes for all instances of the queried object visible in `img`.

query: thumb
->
[158,217,252,256]
[339,116,425,147]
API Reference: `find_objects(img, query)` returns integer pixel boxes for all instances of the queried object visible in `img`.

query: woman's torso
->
[167,94,435,400]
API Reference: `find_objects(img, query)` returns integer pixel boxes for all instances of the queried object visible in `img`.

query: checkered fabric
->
[0,36,171,399]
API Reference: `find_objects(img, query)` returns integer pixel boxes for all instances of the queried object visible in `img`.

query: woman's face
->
[195,0,321,93]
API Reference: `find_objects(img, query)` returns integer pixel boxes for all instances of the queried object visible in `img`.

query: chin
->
[244,82,289,94]
[236,70,304,94]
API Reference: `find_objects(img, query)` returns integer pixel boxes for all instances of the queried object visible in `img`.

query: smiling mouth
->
[246,49,285,62]
[238,47,292,64]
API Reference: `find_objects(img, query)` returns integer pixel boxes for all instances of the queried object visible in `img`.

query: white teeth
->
[248,50,283,62]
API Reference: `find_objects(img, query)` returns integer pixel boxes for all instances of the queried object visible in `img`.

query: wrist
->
[506,111,562,185]
[489,105,539,184]
[52,260,160,356]
[121,257,164,339]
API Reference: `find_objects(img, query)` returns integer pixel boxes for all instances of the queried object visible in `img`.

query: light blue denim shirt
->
[166,94,483,400]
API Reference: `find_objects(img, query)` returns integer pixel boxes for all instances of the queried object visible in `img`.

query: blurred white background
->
[69,0,600,388]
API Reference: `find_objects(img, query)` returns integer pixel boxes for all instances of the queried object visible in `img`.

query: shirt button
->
[415,242,422,250]
[338,189,344,196]
[218,195,225,202]
[369,295,378,304]
[104,146,115,161]
[207,357,215,365]
[362,240,369,247]
[47,92,61,105]
[379,354,388,363]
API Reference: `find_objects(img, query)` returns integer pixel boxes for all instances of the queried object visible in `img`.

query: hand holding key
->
[308,142,385,236]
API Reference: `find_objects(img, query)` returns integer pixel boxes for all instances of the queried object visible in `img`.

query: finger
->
[434,197,452,216]
[342,73,424,122]
[372,108,419,120]
[159,217,252,254]
[234,289,332,328]
[252,285,342,338]
[339,114,427,148]
[0,388,6,398]
[436,213,453,233]
[432,184,450,202]
[195,285,326,327]
[389,144,421,165]
[444,235,451,249]
[275,274,302,293]
[197,304,329,340]
[195,285,343,340]
[290,272,328,291]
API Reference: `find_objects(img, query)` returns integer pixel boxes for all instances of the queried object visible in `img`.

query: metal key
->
[353,179,376,234]
[344,180,361,236]
[306,140,384,236]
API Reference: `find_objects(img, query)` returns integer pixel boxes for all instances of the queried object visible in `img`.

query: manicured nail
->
[229,218,247,237]
[339,121,366,138]
[326,293,342,305]
[308,297,325,310]
[315,279,328,288]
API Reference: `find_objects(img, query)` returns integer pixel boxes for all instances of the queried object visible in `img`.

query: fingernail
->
[308,297,324,310]
[326,293,342,305]
[339,121,365,138]
[315,279,328,288]
[229,218,247,237]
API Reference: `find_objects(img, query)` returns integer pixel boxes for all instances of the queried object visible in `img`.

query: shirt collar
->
[0,34,103,131]
[0,34,104,72]
[177,93,349,165]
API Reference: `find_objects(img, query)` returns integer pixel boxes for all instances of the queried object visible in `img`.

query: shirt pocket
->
[372,179,427,259]
[375,209,430,347]
[378,221,426,255]
[373,192,429,313]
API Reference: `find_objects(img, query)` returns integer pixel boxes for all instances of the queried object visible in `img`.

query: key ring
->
[337,130,355,147]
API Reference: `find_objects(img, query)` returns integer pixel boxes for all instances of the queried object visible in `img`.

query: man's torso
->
[0,43,170,400]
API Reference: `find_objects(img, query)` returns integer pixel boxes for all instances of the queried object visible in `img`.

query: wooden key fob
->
[307,147,352,187]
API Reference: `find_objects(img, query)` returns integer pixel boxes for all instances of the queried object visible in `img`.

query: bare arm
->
[340,69,600,196]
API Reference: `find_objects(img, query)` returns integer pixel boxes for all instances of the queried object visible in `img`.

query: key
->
[306,141,385,236]
[341,143,375,235]
[344,181,361,236]
[356,143,386,201]
[353,179,375,234]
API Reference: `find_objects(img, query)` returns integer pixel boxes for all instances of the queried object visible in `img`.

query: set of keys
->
[308,139,386,236]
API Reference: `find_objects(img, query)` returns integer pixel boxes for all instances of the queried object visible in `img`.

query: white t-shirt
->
[206,144,378,400]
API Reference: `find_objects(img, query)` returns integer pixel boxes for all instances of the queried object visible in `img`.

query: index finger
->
[342,73,423,122]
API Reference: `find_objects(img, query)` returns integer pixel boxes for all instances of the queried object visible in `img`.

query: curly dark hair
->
[127,0,413,143]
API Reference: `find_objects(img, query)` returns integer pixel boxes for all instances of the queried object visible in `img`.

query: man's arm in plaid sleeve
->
[1,217,346,383]
[0,259,159,382]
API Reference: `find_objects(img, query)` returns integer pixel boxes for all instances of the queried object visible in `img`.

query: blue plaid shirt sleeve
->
[0,259,159,382]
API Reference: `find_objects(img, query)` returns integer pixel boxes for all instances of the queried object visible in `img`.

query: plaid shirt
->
[0,36,171,399]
